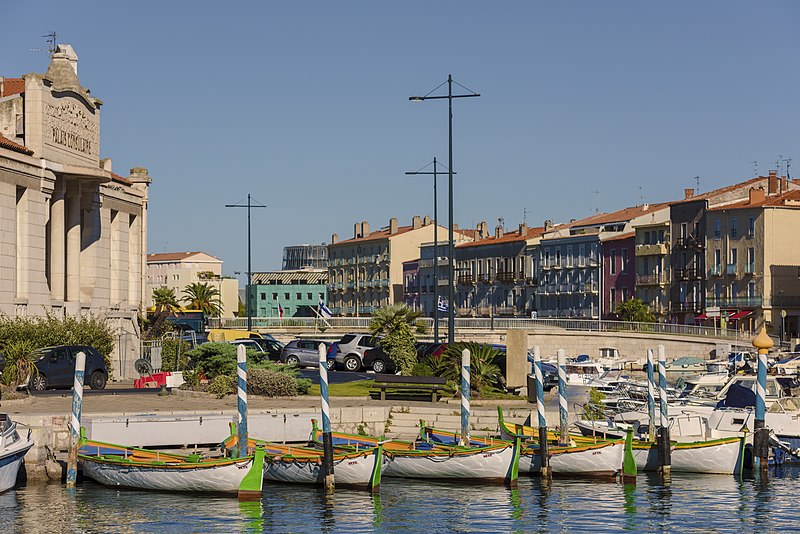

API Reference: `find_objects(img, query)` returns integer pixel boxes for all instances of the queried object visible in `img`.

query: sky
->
[2,2,798,282]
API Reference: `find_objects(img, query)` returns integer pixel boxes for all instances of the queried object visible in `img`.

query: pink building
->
[602,233,635,318]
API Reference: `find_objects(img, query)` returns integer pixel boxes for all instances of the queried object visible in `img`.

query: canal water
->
[3,468,799,533]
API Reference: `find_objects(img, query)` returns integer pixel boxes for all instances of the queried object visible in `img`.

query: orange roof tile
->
[602,231,636,242]
[0,78,24,97]
[709,189,800,211]
[0,133,33,156]
[669,176,769,205]
[334,225,416,245]
[147,251,221,262]
[111,172,133,186]
[568,203,670,228]
[457,227,545,249]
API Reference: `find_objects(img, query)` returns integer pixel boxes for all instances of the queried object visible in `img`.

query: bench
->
[372,374,447,402]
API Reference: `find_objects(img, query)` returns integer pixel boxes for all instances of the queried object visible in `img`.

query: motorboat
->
[0,414,34,493]
[666,356,707,374]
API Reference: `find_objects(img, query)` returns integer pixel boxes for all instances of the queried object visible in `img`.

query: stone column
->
[127,213,141,307]
[66,183,81,304]
[15,186,28,300]
[50,179,66,302]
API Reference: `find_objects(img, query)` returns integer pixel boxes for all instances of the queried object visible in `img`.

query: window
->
[272,293,278,300]
[307,293,312,300]
[693,222,700,238]
[748,281,756,298]
[714,249,721,269]
[610,249,617,275]
[680,223,688,239]
[578,244,586,266]
[730,248,737,265]
[284,293,290,300]
[260,293,266,300]
[747,216,755,238]
[610,287,616,308]
[566,246,573,267]
[713,219,721,239]
[642,256,649,275]
[296,292,302,300]
[730,217,738,238]
[621,287,629,301]
[555,249,562,267]
[621,248,629,274]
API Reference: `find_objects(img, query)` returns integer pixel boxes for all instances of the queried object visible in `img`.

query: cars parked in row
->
[334,333,380,372]
[230,337,285,362]
[0,345,110,391]
[279,339,334,370]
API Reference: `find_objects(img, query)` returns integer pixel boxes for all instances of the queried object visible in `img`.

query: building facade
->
[0,45,150,378]
[327,216,446,315]
[634,218,671,319]
[282,244,328,270]
[146,251,239,318]
[249,269,327,317]
[402,259,420,311]
[602,233,635,317]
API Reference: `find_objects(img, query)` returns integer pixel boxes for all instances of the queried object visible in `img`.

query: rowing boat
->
[0,414,34,493]
[630,436,745,474]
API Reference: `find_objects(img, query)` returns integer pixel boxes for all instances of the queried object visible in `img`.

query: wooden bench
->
[372,374,447,402]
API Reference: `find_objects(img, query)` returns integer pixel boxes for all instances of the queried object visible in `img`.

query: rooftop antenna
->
[592,190,600,214]
[523,208,529,225]
[638,186,644,204]
[498,217,505,230]
[694,176,700,195]
[749,161,758,177]
[45,32,57,54]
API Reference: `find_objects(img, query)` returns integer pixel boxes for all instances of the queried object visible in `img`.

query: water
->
[3,469,799,533]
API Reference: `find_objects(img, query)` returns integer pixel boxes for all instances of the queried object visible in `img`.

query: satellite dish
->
[135,358,154,377]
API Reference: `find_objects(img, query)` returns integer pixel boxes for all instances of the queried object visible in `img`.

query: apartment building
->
[249,269,327,317]
[633,216,671,319]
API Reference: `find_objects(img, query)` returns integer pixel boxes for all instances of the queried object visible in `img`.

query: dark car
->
[415,342,448,361]
[231,338,284,362]
[362,345,396,374]
[280,339,333,369]
[27,345,109,391]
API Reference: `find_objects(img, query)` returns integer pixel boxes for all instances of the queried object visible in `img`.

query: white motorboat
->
[0,414,35,493]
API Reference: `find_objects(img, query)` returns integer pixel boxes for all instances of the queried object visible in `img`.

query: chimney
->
[361,221,370,237]
[768,170,778,194]
[331,233,339,244]
[749,187,766,205]
[684,188,695,200]
[781,176,788,193]
[412,215,422,230]
[544,219,554,231]
[495,225,504,239]
[642,203,649,211]
[519,223,528,236]
[127,167,151,191]
[423,215,431,226]
[101,158,112,173]
[452,223,459,231]
[354,223,361,239]
[389,217,398,235]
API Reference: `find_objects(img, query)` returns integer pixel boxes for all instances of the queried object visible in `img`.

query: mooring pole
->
[533,346,550,477]
[752,327,773,473]
[461,348,471,446]
[66,350,86,488]
[657,344,671,477]
[557,349,569,446]
[319,343,335,491]
[646,348,656,443]
[236,344,248,459]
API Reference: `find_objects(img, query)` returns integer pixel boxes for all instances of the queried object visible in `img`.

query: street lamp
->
[410,75,480,344]
[779,289,785,344]
[406,158,455,343]
[225,194,267,331]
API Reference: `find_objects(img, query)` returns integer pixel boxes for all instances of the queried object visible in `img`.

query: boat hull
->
[0,441,34,493]
[549,441,624,477]
[384,445,514,482]
[631,438,743,474]
[81,456,255,494]
[264,450,383,489]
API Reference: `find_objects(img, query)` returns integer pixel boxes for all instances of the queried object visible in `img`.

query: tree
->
[152,287,181,314]
[614,298,655,323]
[182,282,223,317]
[369,304,427,375]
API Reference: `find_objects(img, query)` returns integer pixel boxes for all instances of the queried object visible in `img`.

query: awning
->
[728,310,753,320]
[695,314,708,320]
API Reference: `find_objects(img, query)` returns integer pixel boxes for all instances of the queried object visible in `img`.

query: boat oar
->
[238,446,265,501]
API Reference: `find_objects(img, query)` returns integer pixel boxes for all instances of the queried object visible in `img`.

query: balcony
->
[674,267,701,281]
[496,272,516,283]
[670,301,703,313]
[706,296,763,308]
[636,273,667,285]
[477,274,491,284]
[635,243,669,256]
[708,266,722,277]
[744,263,755,275]
[726,263,737,275]
[458,274,475,285]
[675,236,703,251]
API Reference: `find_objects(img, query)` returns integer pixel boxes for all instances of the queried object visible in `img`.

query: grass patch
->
[306,380,375,397]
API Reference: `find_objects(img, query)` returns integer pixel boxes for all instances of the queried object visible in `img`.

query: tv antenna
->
[498,217,504,230]
[694,176,700,195]
[30,32,57,54]
[523,208,529,225]
[749,161,758,177]
[592,190,600,214]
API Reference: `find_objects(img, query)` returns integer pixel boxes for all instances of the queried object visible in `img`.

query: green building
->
[249,269,328,317]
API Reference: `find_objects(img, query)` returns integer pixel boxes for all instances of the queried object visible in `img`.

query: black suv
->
[27,345,109,391]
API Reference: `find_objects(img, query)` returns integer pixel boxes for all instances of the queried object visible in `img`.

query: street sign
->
[707,306,721,318]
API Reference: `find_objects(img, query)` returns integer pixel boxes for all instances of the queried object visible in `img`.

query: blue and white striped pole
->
[236,344,248,459]
[646,348,656,442]
[557,349,569,446]
[319,343,335,491]
[752,327,773,471]
[657,344,671,475]
[66,350,86,487]
[533,346,550,475]
[461,348,471,446]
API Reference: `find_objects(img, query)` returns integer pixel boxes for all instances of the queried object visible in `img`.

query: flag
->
[278,301,284,318]
[318,297,333,319]
[437,296,449,313]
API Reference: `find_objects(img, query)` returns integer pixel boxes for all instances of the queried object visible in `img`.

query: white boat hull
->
[384,445,514,482]
[0,441,34,493]
[264,452,382,488]
[632,438,743,474]
[518,442,624,477]
[82,457,255,493]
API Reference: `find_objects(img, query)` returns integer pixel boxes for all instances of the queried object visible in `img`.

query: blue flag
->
[437,296,449,313]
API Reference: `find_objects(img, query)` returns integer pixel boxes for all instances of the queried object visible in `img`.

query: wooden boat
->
[424,425,624,478]
[309,420,520,484]
[78,431,264,496]
[495,407,625,477]
[630,436,745,475]
[0,414,35,493]
[220,428,384,491]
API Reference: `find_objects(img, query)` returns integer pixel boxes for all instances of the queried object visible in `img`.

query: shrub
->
[181,369,200,389]
[0,339,38,386]
[160,338,192,372]
[410,362,435,377]
[295,378,312,395]
[208,374,236,398]
[185,342,238,379]
[248,368,298,397]
[434,342,503,395]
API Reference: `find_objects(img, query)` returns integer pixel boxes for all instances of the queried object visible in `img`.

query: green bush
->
[433,342,503,395]
[248,368,298,397]
[160,338,192,372]
[181,369,200,389]
[295,378,312,395]
[1,339,38,386]
[185,342,238,379]
[410,362,435,377]
[208,374,236,398]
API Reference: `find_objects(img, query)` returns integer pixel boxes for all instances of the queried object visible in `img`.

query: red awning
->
[695,314,708,320]
[728,310,752,320]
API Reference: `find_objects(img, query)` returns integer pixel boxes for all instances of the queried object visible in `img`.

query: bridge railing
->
[208,316,757,342]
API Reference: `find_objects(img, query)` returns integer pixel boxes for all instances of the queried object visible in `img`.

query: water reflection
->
[3,468,800,532]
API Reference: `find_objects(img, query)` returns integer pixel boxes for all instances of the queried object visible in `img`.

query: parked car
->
[415,342,447,360]
[25,345,109,391]
[335,333,380,371]
[362,345,396,374]
[280,339,333,369]
[231,338,284,362]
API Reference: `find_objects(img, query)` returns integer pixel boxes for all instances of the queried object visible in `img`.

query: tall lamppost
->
[410,75,480,344]
[406,158,455,343]
[225,194,267,331]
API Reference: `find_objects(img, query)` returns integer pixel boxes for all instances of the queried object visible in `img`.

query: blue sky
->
[2,2,798,281]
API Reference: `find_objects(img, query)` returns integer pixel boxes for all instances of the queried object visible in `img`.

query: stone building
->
[0,45,151,378]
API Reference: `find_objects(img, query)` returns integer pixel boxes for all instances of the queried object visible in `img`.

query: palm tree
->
[152,287,181,314]
[369,304,427,375]
[182,282,223,317]
[369,304,427,337]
